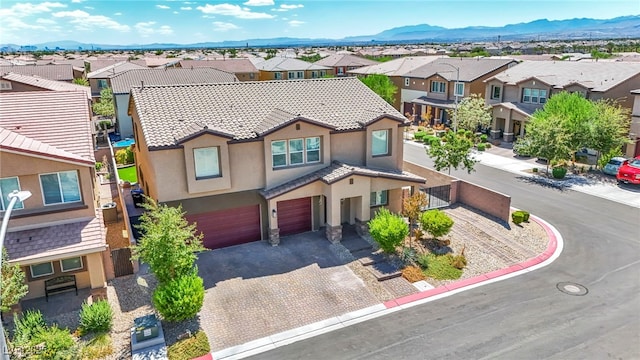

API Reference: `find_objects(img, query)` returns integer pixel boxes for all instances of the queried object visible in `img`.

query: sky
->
[1,0,638,46]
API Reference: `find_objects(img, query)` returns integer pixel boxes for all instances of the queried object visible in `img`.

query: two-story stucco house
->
[109,67,238,139]
[254,58,333,81]
[484,61,640,151]
[128,77,425,249]
[0,91,109,301]
[177,59,259,82]
[313,54,378,77]
[87,61,148,102]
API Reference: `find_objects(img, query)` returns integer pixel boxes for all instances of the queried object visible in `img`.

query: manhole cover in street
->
[557,282,588,296]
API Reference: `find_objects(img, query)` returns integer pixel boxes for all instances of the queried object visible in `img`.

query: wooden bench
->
[44,275,77,302]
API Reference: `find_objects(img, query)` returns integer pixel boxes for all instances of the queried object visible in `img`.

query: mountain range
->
[2,15,639,51]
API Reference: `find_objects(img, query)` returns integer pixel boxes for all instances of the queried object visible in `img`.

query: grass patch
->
[117,165,138,183]
[168,331,210,360]
[419,253,463,280]
[80,332,113,359]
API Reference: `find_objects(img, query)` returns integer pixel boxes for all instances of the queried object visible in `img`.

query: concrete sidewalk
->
[211,214,563,360]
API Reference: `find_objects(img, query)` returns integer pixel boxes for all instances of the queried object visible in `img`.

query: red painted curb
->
[192,354,213,360]
[384,214,559,309]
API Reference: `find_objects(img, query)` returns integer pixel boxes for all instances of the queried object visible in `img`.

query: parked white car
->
[603,157,628,176]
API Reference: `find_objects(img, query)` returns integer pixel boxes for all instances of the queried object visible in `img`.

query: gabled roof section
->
[491,102,539,117]
[130,77,406,149]
[260,161,425,200]
[0,91,95,162]
[174,122,236,144]
[403,58,516,82]
[254,109,337,136]
[87,61,148,79]
[487,60,640,92]
[178,59,258,73]
[314,54,378,68]
[255,57,331,71]
[356,110,406,126]
[5,211,106,264]
[347,56,442,76]
[1,72,91,99]
[0,64,74,81]
[513,76,555,87]
[0,127,93,166]
[109,67,238,94]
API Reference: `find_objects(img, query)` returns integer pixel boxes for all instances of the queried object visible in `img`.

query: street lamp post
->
[0,190,32,360]
[441,63,460,132]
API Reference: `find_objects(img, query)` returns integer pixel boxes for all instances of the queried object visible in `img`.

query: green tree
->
[426,130,477,175]
[525,114,572,174]
[419,209,454,239]
[368,208,409,254]
[1,249,29,312]
[152,273,204,322]
[448,94,492,132]
[72,77,89,86]
[402,191,427,246]
[589,99,631,167]
[132,199,205,284]
[92,87,115,117]
[359,74,397,105]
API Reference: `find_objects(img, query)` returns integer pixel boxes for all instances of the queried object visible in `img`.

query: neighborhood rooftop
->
[86,61,148,78]
[178,59,258,73]
[109,67,239,94]
[130,77,405,149]
[254,57,331,71]
[403,58,516,81]
[487,60,640,92]
[314,54,378,68]
[347,56,441,76]
[0,64,74,81]
[0,91,95,162]
[1,72,92,99]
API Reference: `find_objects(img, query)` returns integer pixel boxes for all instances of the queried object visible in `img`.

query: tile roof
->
[130,77,405,148]
[254,57,331,71]
[0,91,95,162]
[5,210,107,264]
[487,60,640,92]
[0,64,74,81]
[87,61,148,79]
[1,72,91,99]
[314,54,378,68]
[109,67,238,94]
[491,102,539,117]
[260,161,426,199]
[0,127,92,165]
[347,56,441,76]
[402,58,516,82]
[178,59,259,73]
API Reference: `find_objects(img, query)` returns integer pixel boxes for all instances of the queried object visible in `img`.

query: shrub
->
[419,253,463,280]
[13,310,46,346]
[95,162,103,171]
[153,274,205,322]
[484,143,491,149]
[401,247,417,264]
[512,210,530,222]
[401,266,426,282]
[115,147,134,165]
[476,143,486,151]
[413,131,426,141]
[424,135,440,145]
[167,330,211,360]
[451,254,467,270]
[368,208,409,254]
[480,134,488,143]
[512,211,526,224]
[35,324,75,359]
[419,209,454,239]
[79,300,113,334]
[416,253,430,269]
[80,332,113,359]
[552,167,567,179]
[532,167,539,173]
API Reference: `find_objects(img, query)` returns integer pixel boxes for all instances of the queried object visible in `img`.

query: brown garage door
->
[277,197,311,236]
[186,204,261,249]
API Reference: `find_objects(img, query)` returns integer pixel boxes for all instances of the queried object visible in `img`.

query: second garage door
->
[186,204,261,249]
[277,197,312,236]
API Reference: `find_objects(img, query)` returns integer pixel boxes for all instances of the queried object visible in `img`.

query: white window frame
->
[454,82,464,97]
[288,71,295,79]
[0,176,23,211]
[60,257,83,272]
[272,137,322,168]
[431,81,446,93]
[0,81,12,90]
[288,138,304,165]
[97,79,108,89]
[39,170,81,206]
[491,85,501,100]
[372,129,390,156]
[193,146,221,180]
[311,71,319,78]
[30,262,54,278]
[337,67,345,75]
[522,88,547,104]
[272,140,287,168]
[404,78,410,87]
[305,137,321,163]
[370,190,388,207]
[297,71,304,78]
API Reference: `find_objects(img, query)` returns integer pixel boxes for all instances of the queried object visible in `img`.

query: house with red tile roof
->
[0,91,110,301]
[177,59,259,81]
[0,72,91,100]
[0,64,75,82]
[313,54,378,77]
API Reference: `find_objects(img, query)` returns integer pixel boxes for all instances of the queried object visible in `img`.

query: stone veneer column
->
[269,229,280,246]
[354,219,369,236]
[325,225,342,243]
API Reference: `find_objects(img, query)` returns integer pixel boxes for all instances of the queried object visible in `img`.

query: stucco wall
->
[365,118,404,170]
[114,94,133,138]
[331,131,366,165]
[403,160,453,188]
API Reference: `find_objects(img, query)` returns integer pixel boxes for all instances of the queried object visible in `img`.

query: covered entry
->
[277,197,312,236]
[186,204,261,249]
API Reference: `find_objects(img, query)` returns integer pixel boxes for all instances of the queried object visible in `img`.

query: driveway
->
[196,229,381,351]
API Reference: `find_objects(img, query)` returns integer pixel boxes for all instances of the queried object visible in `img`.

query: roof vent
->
[203,125,208,130]
[141,80,144,89]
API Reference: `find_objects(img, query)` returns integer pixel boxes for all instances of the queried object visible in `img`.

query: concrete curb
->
[210,214,563,360]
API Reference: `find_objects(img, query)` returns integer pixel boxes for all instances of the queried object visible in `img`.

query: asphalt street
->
[248,143,640,360]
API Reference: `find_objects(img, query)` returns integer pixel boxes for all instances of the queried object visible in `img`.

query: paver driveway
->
[196,229,380,351]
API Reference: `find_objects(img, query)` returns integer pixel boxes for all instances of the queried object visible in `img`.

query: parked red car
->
[617,156,640,185]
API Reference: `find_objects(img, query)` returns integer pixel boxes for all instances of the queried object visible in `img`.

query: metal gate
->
[422,185,451,209]
[111,248,134,277]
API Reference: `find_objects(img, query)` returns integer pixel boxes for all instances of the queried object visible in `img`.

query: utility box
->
[101,202,118,224]
[133,314,159,343]
[131,314,167,359]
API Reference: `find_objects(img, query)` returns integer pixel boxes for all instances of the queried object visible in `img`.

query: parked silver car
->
[603,157,628,176]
